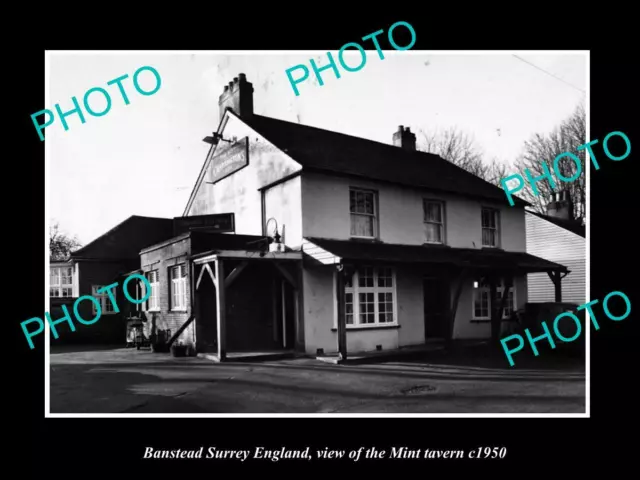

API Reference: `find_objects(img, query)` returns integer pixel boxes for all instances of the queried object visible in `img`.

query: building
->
[137,73,569,361]
[49,216,174,344]
[525,191,586,305]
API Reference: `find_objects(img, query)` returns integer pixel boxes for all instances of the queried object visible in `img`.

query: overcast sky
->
[47,52,586,245]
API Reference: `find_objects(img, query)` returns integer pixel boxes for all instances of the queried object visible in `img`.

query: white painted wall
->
[301,171,526,252]
[525,212,586,304]
[264,176,303,248]
[185,113,302,238]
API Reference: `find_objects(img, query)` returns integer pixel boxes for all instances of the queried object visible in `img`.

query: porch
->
[191,249,303,362]
[303,237,570,362]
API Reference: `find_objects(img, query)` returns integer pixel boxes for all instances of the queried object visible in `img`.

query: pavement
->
[49,346,586,414]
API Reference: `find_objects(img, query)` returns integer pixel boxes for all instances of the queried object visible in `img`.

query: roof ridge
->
[249,114,525,206]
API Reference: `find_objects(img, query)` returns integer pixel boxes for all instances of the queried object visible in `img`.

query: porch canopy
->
[303,237,570,359]
[303,237,569,275]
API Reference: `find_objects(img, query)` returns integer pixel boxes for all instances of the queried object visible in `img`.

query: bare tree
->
[50,221,82,261]
[514,103,586,220]
[419,126,510,187]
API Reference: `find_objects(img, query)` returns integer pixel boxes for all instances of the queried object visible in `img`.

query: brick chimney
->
[218,73,254,122]
[546,190,573,220]
[392,125,416,151]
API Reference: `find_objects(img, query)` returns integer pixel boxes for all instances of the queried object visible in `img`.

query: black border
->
[13,11,637,476]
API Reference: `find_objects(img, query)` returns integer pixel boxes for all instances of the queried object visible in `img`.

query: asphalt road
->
[49,347,585,414]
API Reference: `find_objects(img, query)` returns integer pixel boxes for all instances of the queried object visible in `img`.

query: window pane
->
[424,202,442,222]
[358,268,374,287]
[363,192,373,214]
[351,214,373,237]
[425,223,442,243]
[482,228,496,247]
[345,273,353,288]
[51,268,60,286]
[377,268,392,287]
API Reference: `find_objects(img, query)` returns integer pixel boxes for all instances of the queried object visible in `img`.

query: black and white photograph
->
[44,51,589,416]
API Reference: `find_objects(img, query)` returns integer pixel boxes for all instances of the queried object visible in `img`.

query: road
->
[49,347,585,414]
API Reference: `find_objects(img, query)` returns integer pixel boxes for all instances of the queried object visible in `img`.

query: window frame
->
[342,266,398,328]
[91,285,117,315]
[169,264,188,312]
[472,279,516,320]
[145,270,160,312]
[481,206,501,248]
[50,265,74,298]
[349,187,379,240]
[423,199,446,245]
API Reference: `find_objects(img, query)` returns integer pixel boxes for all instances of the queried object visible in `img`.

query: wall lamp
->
[202,132,233,145]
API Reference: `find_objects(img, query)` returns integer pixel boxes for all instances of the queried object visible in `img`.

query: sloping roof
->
[140,230,268,256]
[241,113,528,206]
[527,211,585,238]
[71,216,174,261]
[305,237,568,273]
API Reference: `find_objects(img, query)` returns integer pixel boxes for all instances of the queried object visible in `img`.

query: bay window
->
[344,266,396,326]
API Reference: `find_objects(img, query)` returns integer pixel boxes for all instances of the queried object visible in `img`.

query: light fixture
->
[473,281,479,289]
[266,218,284,253]
[202,132,233,145]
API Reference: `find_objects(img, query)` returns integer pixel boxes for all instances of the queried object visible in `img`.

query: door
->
[423,277,450,340]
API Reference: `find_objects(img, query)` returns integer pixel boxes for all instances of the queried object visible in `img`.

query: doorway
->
[423,277,450,340]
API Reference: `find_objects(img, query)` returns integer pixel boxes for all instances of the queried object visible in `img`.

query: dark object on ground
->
[151,329,172,353]
[171,344,188,357]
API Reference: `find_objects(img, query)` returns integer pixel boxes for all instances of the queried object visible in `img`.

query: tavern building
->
[86,73,571,360]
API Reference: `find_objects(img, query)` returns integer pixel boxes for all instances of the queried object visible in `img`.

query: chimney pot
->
[218,74,254,122]
[392,124,416,151]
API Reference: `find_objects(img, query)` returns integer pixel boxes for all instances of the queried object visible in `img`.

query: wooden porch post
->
[489,276,500,343]
[215,259,227,361]
[336,264,347,361]
[449,268,469,346]
[546,271,563,302]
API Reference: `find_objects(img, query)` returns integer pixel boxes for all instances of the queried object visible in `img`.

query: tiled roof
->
[243,113,528,206]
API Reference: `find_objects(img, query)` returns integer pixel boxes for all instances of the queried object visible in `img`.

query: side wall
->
[140,238,194,348]
[525,213,586,304]
[264,176,303,248]
[301,171,526,252]
[185,113,302,239]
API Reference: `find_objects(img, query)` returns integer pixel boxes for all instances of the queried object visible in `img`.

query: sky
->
[47,51,587,246]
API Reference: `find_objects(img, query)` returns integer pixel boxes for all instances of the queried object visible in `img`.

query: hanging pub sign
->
[209,136,249,184]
